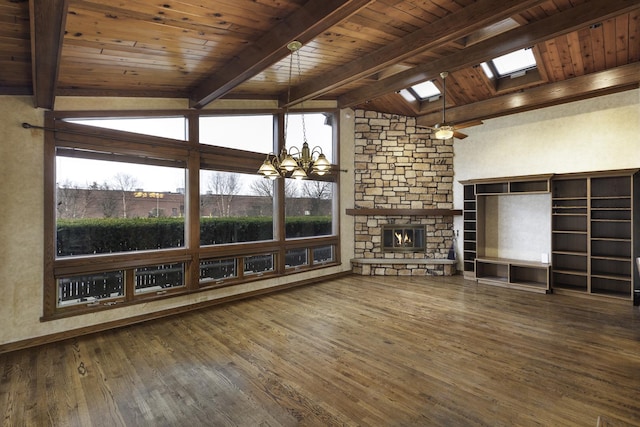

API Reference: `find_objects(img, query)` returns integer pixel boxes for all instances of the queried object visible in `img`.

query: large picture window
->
[285,178,334,238]
[44,110,340,319]
[56,155,186,256]
[199,171,274,245]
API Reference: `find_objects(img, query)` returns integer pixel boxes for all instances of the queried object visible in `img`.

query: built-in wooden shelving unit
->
[462,169,639,303]
[462,184,477,279]
[552,169,639,301]
[461,174,552,290]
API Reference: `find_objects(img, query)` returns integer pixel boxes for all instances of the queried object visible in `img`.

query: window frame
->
[43,109,341,320]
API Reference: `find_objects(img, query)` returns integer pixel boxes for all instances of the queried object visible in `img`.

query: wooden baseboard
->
[0,271,352,355]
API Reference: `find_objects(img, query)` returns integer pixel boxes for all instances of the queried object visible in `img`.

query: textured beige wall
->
[0,96,354,347]
[482,194,552,262]
[453,89,640,264]
[455,89,640,182]
[0,97,46,345]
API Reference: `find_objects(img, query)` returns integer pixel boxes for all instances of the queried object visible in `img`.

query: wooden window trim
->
[42,109,341,320]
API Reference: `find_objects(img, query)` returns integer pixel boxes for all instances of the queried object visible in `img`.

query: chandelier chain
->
[294,48,308,145]
[256,40,331,179]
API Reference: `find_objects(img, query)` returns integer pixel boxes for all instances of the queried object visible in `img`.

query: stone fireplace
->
[349,110,458,276]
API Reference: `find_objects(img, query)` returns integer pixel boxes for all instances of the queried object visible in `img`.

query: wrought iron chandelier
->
[257,41,331,180]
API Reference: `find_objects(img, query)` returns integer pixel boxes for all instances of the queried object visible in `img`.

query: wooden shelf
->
[475,257,551,293]
[345,208,462,216]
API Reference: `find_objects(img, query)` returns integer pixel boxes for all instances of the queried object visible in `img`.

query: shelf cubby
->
[591,209,631,220]
[552,232,587,253]
[591,258,631,277]
[476,182,508,194]
[553,253,587,273]
[475,259,508,283]
[476,257,550,293]
[591,176,631,198]
[553,215,587,232]
[552,271,588,292]
[510,265,549,289]
[510,180,549,193]
[591,239,631,258]
[552,178,587,199]
[591,221,631,240]
[591,276,632,298]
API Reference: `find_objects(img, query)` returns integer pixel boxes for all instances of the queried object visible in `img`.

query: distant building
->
[56,187,331,219]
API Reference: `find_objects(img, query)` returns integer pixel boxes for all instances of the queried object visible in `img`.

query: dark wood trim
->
[29,0,68,109]
[42,113,57,318]
[4,272,351,355]
[346,208,462,216]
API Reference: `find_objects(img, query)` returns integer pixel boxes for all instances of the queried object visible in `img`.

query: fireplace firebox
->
[382,225,426,253]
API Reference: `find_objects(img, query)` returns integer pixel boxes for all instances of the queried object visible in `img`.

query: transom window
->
[66,116,188,140]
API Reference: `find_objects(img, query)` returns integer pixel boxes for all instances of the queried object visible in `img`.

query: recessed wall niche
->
[480,193,552,262]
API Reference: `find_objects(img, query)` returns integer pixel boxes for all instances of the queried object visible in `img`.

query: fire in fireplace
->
[382,225,426,252]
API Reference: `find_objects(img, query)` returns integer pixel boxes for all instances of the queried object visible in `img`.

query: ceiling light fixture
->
[257,41,331,180]
[434,71,454,140]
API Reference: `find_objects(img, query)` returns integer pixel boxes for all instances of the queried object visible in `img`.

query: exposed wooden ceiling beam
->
[189,0,373,109]
[338,0,640,109]
[284,0,546,107]
[415,62,640,127]
[29,0,68,109]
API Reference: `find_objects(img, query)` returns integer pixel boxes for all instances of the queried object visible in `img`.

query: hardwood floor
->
[2,275,640,426]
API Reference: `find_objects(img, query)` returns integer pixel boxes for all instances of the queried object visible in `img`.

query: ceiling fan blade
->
[453,131,468,139]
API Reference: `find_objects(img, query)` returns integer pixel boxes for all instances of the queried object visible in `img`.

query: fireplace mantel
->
[346,208,462,216]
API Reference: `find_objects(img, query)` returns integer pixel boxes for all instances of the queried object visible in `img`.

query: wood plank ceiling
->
[1,0,638,129]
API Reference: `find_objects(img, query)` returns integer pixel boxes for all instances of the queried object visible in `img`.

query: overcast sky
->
[58,114,333,194]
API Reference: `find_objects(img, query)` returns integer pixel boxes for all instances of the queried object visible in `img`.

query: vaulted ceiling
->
[2,0,639,129]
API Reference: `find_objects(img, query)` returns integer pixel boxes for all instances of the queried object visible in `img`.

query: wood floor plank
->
[2,274,640,426]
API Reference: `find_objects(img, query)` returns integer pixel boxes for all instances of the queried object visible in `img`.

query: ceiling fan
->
[428,72,480,140]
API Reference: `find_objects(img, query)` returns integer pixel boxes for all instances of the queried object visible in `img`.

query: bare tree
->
[301,180,332,215]
[249,178,297,200]
[57,180,88,219]
[112,173,138,218]
[302,180,332,199]
[207,172,241,217]
[95,181,118,218]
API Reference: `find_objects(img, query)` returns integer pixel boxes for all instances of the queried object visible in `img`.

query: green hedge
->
[57,216,332,256]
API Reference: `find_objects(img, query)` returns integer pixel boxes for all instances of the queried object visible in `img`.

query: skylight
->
[400,80,441,102]
[411,80,440,99]
[480,62,494,79]
[491,48,536,77]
